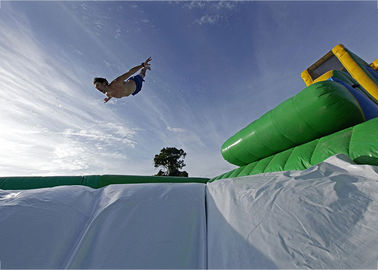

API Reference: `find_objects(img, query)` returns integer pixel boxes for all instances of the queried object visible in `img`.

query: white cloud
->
[167,126,186,133]
[184,1,236,11]
[80,2,88,11]
[194,14,223,25]
[214,1,236,10]
[184,1,237,26]
[185,1,206,10]
[62,122,137,148]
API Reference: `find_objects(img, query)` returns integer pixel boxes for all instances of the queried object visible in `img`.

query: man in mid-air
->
[93,57,152,103]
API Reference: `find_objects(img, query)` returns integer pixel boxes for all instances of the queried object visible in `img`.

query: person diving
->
[94,57,152,103]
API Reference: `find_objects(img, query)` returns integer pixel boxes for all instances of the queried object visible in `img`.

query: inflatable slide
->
[214,44,378,180]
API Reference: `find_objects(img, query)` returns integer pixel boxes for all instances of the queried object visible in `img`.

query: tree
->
[154,147,188,177]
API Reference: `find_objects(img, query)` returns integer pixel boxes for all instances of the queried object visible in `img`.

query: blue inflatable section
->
[366,66,378,82]
[330,77,378,120]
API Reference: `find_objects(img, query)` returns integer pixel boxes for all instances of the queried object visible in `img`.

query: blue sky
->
[0,1,377,177]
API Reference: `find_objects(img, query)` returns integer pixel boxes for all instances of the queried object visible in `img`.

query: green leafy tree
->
[154,147,188,177]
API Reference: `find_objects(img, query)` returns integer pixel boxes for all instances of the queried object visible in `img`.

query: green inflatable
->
[221,81,365,166]
[0,175,209,190]
[213,117,378,181]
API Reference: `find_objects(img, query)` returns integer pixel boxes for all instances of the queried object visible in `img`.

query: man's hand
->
[143,57,152,66]
[104,97,112,103]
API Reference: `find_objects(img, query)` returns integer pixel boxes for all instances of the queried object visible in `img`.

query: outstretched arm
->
[115,57,152,82]
[115,64,144,82]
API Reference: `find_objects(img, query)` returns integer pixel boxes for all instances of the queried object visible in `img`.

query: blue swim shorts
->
[129,75,145,96]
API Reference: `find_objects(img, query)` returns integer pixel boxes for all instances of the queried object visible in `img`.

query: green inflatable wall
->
[0,175,210,190]
[221,81,365,166]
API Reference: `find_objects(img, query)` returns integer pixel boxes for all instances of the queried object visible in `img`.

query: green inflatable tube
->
[213,117,378,181]
[221,81,365,166]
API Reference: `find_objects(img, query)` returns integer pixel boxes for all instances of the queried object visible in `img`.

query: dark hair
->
[93,77,109,85]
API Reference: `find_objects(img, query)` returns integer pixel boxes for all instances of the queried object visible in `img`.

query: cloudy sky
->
[0,0,377,178]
